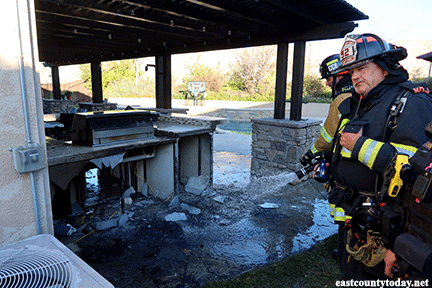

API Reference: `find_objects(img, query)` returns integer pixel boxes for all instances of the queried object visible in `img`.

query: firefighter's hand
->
[340,128,362,151]
[312,162,329,178]
[384,249,397,277]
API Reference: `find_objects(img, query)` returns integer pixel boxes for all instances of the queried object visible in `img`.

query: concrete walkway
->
[111,98,330,119]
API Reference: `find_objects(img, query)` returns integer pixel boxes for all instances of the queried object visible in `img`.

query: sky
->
[345,0,432,41]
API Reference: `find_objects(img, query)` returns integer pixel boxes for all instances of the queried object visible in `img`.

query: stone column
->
[251,118,321,178]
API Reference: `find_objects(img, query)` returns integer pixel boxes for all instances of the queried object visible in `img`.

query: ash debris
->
[56,172,335,288]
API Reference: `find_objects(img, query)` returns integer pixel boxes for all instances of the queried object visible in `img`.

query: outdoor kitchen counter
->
[155,123,216,138]
[46,115,226,201]
[154,114,227,138]
[46,136,176,167]
[153,115,226,186]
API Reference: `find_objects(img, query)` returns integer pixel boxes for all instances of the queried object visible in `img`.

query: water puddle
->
[84,168,100,209]
[181,170,337,269]
[291,198,337,254]
[213,152,250,187]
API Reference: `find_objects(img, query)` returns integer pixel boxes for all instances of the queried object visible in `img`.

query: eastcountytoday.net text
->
[336,279,429,287]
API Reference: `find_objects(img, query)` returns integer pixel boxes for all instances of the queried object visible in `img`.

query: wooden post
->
[156,54,172,109]
[91,61,103,103]
[51,66,61,100]
[274,43,289,119]
[290,41,306,121]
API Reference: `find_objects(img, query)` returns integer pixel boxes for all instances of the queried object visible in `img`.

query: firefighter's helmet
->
[319,54,343,79]
[339,33,407,71]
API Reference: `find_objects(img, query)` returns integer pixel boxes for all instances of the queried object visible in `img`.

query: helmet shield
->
[339,33,407,72]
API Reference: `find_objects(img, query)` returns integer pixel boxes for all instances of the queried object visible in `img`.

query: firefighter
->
[300,54,353,165]
[330,33,432,280]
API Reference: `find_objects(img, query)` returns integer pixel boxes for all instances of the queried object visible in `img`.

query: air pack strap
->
[388,90,410,131]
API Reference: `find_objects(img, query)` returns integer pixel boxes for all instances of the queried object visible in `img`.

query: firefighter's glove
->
[300,150,315,166]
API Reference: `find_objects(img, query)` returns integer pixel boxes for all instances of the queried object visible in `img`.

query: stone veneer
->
[157,113,227,128]
[78,102,117,111]
[251,117,321,177]
[197,107,285,120]
[43,99,73,114]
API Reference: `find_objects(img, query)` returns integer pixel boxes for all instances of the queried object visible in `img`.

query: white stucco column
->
[0,0,53,246]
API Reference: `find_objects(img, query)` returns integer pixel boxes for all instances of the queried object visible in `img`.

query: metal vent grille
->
[0,247,74,288]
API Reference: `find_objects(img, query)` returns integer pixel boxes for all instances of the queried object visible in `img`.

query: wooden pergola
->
[35,0,367,120]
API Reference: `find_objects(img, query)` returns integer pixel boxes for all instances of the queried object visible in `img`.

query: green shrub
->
[303,74,327,97]
[182,56,225,91]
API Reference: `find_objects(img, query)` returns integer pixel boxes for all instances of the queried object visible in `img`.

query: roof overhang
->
[35,0,368,66]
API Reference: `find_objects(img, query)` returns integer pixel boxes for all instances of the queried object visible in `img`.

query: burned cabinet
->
[178,134,212,185]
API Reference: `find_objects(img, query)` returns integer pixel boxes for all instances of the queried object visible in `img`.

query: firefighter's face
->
[325,75,343,88]
[325,76,335,88]
[349,61,388,97]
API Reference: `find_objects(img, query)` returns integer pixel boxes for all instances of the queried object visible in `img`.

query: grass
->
[202,234,340,288]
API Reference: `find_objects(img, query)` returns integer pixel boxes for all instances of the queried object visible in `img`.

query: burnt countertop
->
[46,122,223,167]
[46,113,226,167]
[155,114,227,138]
[46,136,176,167]
[155,123,215,138]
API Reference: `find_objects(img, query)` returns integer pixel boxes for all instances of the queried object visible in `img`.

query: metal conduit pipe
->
[16,0,42,234]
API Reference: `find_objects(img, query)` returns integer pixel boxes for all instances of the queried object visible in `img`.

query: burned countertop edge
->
[155,114,227,137]
[46,136,176,167]
[155,125,215,138]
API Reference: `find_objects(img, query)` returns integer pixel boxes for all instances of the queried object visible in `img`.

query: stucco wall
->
[0,0,53,246]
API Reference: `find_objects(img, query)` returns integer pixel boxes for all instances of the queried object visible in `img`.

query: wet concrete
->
[59,128,337,288]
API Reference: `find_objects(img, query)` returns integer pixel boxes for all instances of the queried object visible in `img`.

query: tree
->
[78,59,136,91]
[182,55,225,91]
[228,46,276,93]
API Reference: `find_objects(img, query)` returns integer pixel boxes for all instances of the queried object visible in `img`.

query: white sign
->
[188,81,206,97]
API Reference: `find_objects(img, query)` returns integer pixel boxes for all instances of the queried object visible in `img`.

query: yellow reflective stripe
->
[329,203,335,216]
[334,207,346,221]
[340,147,352,158]
[332,206,351,222]
[328,58,339,65]
[390,142,418,158]
[358,139,384,169]
[338,119,350,133]
[320,126,333,143]
[311,144,318,154]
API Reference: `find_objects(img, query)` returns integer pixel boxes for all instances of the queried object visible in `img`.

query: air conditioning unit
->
[0,234,114,288]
